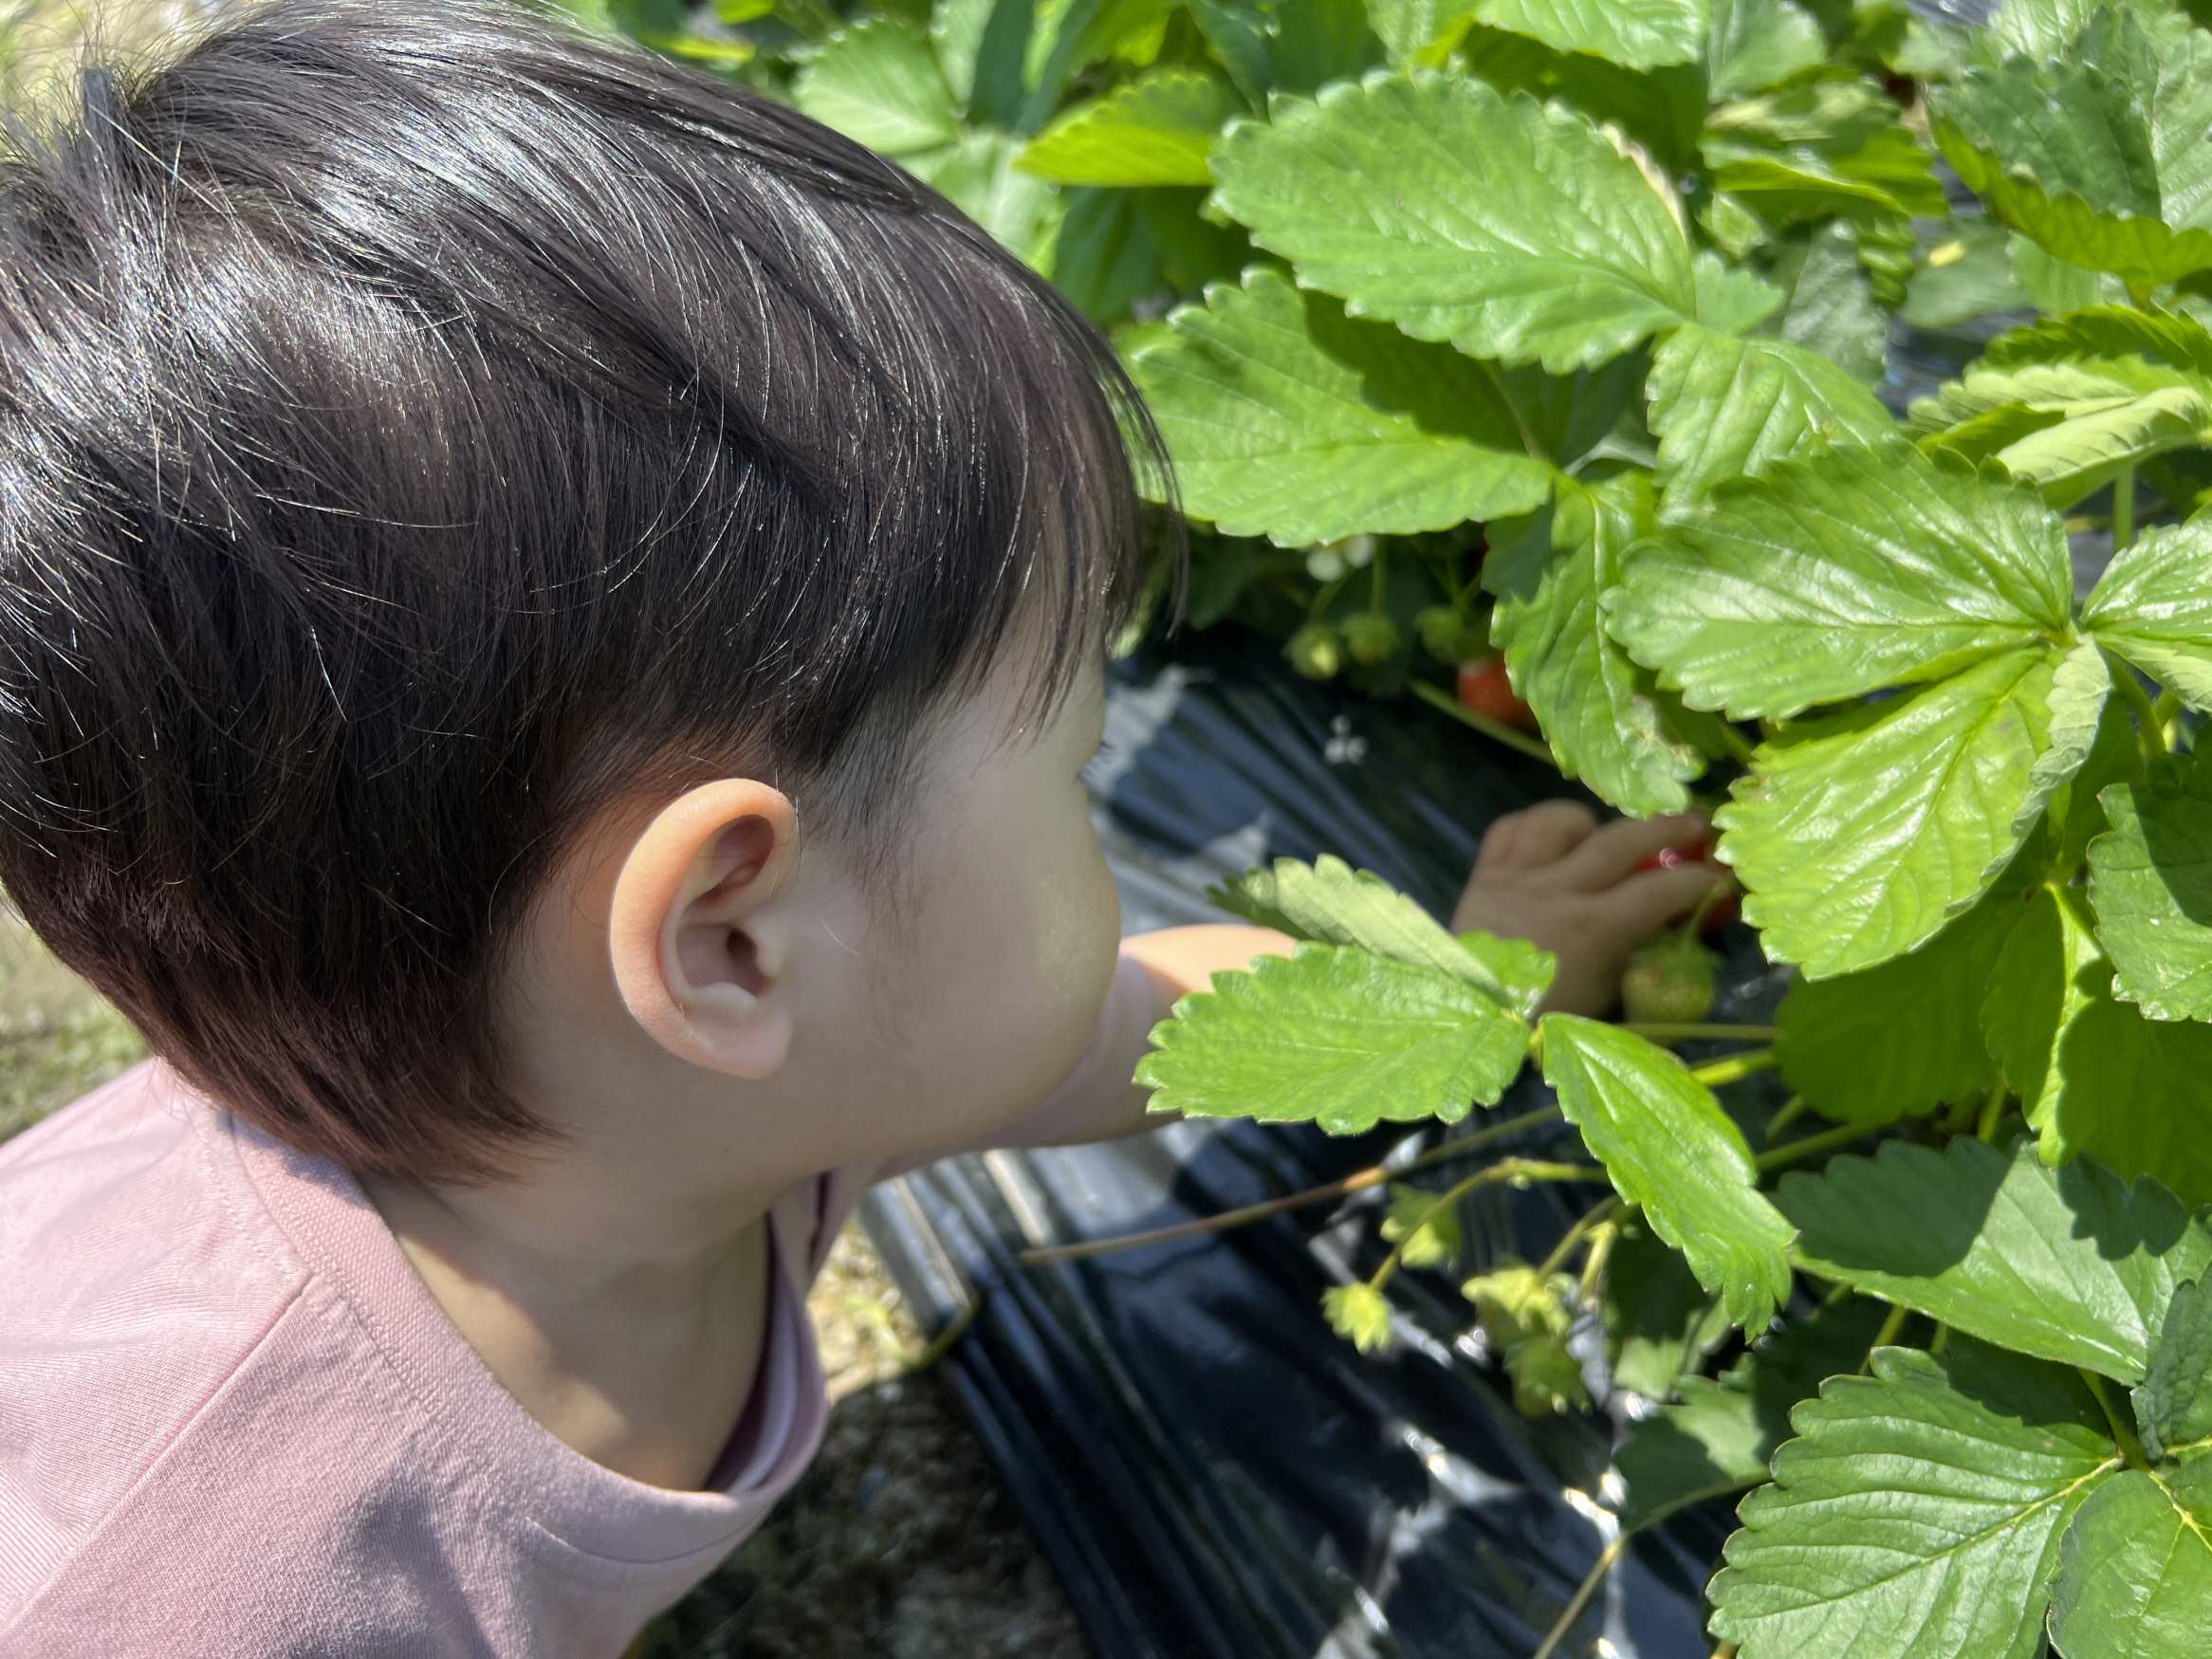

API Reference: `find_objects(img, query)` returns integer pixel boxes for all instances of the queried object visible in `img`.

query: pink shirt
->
[0,955,1158,1657]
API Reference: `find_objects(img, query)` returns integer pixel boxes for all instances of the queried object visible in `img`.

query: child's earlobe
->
[608,779,799,1078]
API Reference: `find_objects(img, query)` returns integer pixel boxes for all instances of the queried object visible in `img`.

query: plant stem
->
[1716,720,1758,766]
[1619,1023,1779,1042]
[906,1292,986,1372]
[2082,1368,2153,1469]
[1690,1048,1776,1087]
[1537,1195,1622,1278]
[1016,1106,1565,1266]
[1977,1082,2010,1143]
[1531,1534,1628,1659]
[2110,651,2167,761]
[1755,1118,1875,1171]
[1576,1219,1619,1307]
[1860,1301,1909,1373]
[1410,677,1558,765]
[2114,461,2137,552]
[2153,688,2186,751]
[1369,1160,1604,1293]
[1764,1095,1810,1140]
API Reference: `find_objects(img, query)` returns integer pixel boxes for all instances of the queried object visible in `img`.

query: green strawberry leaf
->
[1382,1181,1464,1267]
[1704,78,1949,226]
[1908,359,2212,508]
[1905,219,2032,329]
[1982,884,2212,1208]
[1775,877,2036,1124]
[1777,1135,2212,1382]
[1135,944,1533,1133]
[1985,303,2212,376]
[1615,444,2072,721]
[1616,1376,1774,1530]
[1207,71,1699,373]
[2050,1462,2212,1659]
[2134,1277,2212,1461]
[794,20,962,156]
[1949,151,2212,290]
[1123,269,1558,544]
[2019,641,2113,837]
[1209,853,1554,1011]
[1484,472,1705,816]
[1538,1014,1796,1331]
[1643,323,1896,516]
[2090,746,2212,1019]
[1436,20,1709,173]
[1719,646,2070,978]
[904,133,1060,262]
[1610,1224,1734,1396]
[1705,0,1827,100]
[2084,519,2212,709]
[1777,223,1887,388]
[1708,1342,2120,1659]
[1935,45,2161,220]
[1015,68,1232,186]
[1323,1281,1394,1351]
[1467,0,1706,69]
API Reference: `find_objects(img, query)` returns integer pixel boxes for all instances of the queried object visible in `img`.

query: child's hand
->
[1451,802,1726,1018]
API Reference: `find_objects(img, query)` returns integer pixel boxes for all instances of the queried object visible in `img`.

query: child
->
[0,5,1723,1653]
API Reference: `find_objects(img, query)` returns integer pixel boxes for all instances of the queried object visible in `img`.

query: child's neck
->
[361,1144,783,1491]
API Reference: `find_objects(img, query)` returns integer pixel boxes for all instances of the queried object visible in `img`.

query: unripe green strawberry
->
[1344,611,1400,665]
[1622,931,1718,1024]
[1416,604,1482,663]
[1286,621,1342,681]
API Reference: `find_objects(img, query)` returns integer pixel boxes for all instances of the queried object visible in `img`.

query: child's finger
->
[1554,811,1708,891]
[1479,800,1596,871]
[1605,861,1729,941]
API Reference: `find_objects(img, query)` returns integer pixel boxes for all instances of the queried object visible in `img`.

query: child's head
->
[0,1,1160,1181]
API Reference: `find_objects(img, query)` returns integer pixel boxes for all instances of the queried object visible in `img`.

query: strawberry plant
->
[1105,0,2212,1651]
[602,0,1949,703]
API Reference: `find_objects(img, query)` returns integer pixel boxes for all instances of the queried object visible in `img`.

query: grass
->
[0,908,146,1144]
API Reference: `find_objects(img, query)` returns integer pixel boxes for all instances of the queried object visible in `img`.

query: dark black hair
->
[0,0,1165,1179]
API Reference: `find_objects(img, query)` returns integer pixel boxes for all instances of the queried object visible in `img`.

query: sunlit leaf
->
[1485,474,1705,815]
[794,20,962,155]
[1719,647,2067,978]
[1616,444,2071,721]
[1467,0,1707,69]
[1016,68,1232,185]
[2084,519,2212,710]
[1209,71,1699,372]
[2090,746,2212,1019]
[1210,852,1554,1010]
[2134,1277,2212,1461]
[1125,270,1558,544]
[1643,323,1896,515]
[2050,1461,2212,1659]
[1709,1342,2119,1659]
[1539,1015,1795,1330]
[1136,944,1532,1133]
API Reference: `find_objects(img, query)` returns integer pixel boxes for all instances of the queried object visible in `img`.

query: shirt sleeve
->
[875,951,1160,1180]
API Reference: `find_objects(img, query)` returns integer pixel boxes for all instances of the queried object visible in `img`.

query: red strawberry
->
[1457,654,1538,729]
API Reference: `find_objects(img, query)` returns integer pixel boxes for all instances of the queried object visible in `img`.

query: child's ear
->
[609,779,800,1078]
